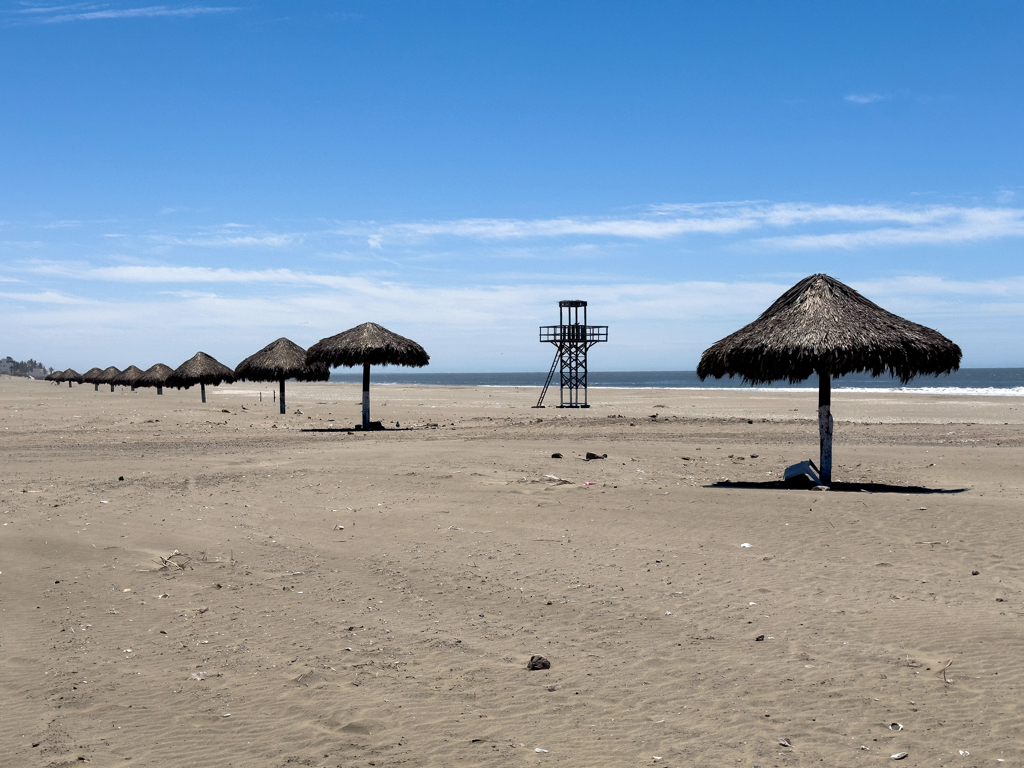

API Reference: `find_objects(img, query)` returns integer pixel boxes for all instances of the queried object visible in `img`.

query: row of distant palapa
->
[45,322,428,428]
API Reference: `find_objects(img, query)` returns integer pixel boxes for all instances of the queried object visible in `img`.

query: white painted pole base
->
[818,404,833,485]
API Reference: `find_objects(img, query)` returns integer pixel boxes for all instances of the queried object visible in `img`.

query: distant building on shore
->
[1,357,50,378]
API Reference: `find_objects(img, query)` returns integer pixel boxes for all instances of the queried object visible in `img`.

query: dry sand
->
[2,375,1023,767]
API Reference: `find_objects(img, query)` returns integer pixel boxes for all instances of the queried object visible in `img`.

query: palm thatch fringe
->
[96,366,123,392]
[167,352,236,388]
[97,366,123,383]
[138,363,174,389]
[113,365,146,388]
[82,367,105,389]
[306,322,430,369]
[236,338,329,415]
[697,274,961,385]
[167,352,235,403]
[236,338,330,382]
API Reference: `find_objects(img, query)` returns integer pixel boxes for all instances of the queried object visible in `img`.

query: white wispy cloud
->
[0,289,95,305]
[30,263,352,286]
[333,202,1024,250]
[14,3,238,24]
[29,259,1024,306]
[852,275,1024,299]
[25,201,1018,255]
[845,93,889,104]
[163,233,297,247]
[759,206,1024,249]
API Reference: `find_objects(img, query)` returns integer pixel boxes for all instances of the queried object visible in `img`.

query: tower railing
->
[538,325,609,343]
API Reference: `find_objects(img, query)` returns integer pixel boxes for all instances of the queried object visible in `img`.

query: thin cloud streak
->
[0,289,95,305]
[18,4,238,23]
[25,260,1024,305]
[14,201,1022,254]
[155,233,298,247]
[28,260,1024,299]
[338,202,1024,249]
[845,93,889,104]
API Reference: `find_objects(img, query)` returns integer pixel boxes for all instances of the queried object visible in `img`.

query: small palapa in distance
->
[81,367,105,390]
[235,337,329,415]
[112,365,146,391]
[166,352,235,404]
[136,363,174,395]
[96,366,123,393]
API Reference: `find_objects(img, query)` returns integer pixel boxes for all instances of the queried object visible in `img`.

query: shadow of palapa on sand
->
[299,426,419,433]
[708,480,968,494]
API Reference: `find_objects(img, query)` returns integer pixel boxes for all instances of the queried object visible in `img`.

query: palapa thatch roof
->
[306,322,430,369]
[63,368,84,383]
[82,367,105,383]
[697,274,962,385]
[166,352,235,389]
[46,370,62,381]
[235,338,330,382]
[97,366,123,384]
[137,363,174,388]
[113,365,146,387]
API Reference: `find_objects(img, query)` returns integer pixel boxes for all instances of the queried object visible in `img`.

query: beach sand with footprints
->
[2,375,1023,766]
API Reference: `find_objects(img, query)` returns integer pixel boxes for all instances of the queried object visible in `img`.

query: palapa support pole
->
[109,384,115,392]
[68,380,72,388]
[157,386,163,395]
[94,383,99,391]
[362,362,371,430]
[201,382,207,404]
[279,378,286,415]
[818,370,833,485]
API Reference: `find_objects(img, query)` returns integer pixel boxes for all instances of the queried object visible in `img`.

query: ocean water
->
[328,368,1024,396]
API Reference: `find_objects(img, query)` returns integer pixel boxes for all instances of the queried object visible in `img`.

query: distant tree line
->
[1,357,52,377]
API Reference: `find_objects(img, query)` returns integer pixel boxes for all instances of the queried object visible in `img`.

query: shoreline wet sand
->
[2,376,1023,766]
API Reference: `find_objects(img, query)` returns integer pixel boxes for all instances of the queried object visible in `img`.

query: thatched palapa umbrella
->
[307,322,429,430]
[167,352,235,403]
[138,363,174,395]
[96,366,122,392]
[82,367,105,391]
[62,369,84,388]
[45,370,60,382]
[114,365,146,392]
[697,274,961,485]
[235,338,329,415]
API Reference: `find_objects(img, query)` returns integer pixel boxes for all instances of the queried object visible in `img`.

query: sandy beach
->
[2,375,1023,767]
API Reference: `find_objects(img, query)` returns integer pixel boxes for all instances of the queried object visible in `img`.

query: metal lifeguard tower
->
[536,300,608,408]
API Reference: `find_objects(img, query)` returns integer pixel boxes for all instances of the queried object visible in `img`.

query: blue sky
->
[2,1,1023,372]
